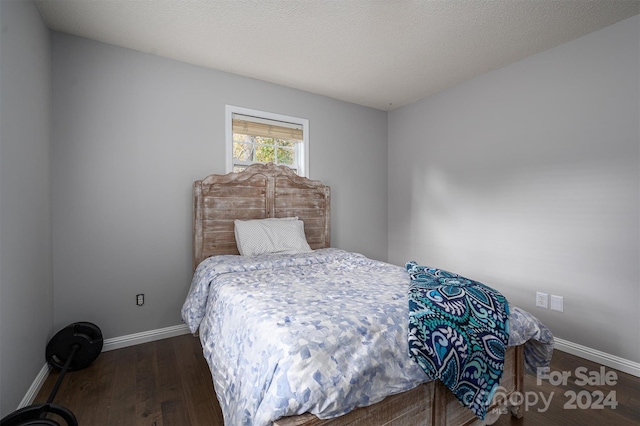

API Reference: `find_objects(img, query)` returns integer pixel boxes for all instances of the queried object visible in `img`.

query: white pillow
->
[234,217,312,256]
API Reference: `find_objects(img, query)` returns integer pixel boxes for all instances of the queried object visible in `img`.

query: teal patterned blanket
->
[406,262,510,420]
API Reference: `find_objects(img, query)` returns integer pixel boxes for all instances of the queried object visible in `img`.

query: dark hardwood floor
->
[492,349,640,426]
[35,334,222,426]
[34,334,640,425]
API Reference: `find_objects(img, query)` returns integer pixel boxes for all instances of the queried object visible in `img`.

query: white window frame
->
[225,105,309,177]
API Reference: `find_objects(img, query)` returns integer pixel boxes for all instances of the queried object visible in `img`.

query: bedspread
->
[181,248,553,426]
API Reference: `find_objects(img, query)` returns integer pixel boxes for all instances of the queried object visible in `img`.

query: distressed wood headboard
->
[192,163,331,270]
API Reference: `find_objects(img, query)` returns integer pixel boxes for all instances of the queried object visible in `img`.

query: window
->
[225,105,309,177]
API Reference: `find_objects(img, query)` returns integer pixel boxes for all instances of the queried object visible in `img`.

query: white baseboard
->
[17,362,51,409]
[102,323,190,352]
[17,323,191,409]
[554,337,640,378]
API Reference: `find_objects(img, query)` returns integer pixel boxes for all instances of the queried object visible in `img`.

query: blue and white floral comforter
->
[181,248,553,426]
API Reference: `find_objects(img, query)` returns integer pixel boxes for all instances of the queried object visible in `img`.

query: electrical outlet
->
[536,292,548,309]
[136,293,144,306]
[550,295,563,312]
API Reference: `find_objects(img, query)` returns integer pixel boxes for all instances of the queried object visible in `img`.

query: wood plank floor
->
[34,334,640,425]
[34,334,222,426]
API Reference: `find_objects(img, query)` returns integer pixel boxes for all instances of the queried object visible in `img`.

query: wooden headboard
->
[193,163,331,270]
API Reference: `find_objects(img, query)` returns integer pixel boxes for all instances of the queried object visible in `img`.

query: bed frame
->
[193,163,524,426]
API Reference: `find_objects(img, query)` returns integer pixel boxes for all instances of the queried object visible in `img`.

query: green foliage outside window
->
[233,135,296,167]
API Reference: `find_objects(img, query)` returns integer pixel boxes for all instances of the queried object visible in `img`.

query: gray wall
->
[388,15,639,362]
[51,33,388,340]
[0,0,53,416]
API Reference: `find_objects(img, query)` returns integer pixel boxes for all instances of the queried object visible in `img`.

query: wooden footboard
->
[274,345,524,426]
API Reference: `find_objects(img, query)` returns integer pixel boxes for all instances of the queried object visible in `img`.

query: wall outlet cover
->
[536,291,549,309]
[550,295,564,312]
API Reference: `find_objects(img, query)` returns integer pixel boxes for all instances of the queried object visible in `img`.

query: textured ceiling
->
[36,0,639,111]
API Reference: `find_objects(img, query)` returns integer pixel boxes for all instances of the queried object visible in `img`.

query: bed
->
[182,163,553,426]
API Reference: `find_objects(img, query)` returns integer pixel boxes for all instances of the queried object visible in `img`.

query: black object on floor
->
[1,322,103,426]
